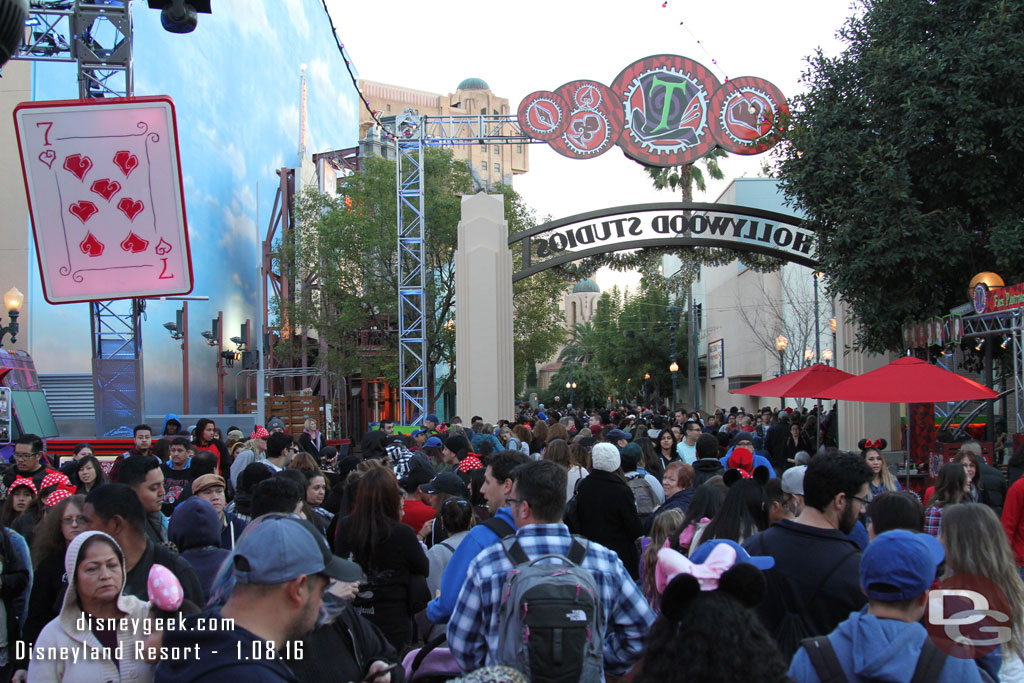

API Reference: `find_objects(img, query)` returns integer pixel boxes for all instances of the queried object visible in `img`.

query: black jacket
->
[289,604,405,683]
[692,458,724,487]
[743,520,865,660]
[644,487,695,534]
[575,469,644,579]
[980,462,1007,516]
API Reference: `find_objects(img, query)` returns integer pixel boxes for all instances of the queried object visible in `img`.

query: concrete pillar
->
[0,61,32,352]
[835,298,898,450]
[455,193,514,423]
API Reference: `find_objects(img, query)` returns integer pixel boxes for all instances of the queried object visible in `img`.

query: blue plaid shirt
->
[447,523,655,676]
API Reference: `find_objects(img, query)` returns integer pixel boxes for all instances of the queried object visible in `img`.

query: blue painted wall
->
[28,0,358,417]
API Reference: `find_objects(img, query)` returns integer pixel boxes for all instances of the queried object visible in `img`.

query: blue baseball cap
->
[424,436,444,449]
[690,539,775,570]
[425,414,440,424]
[232,515,362,584]
[861,529,944,601]
[607,428,632,443]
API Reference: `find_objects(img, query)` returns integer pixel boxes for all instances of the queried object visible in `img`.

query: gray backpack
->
[495,536,605,683]
[626,472,658,518]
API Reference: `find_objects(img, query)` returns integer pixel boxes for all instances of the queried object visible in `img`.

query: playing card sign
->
[14,96,193,304]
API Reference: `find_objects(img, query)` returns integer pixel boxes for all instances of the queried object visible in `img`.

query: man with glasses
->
[743,451,874,661]
[262,432,297,473]
[448,460,654,678]
[4,433,59,493]
[677,420,703,465]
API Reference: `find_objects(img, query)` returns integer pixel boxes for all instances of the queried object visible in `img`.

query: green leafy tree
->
[276,151,563,407]
[538,362,609,411]
[772,0,1024,353]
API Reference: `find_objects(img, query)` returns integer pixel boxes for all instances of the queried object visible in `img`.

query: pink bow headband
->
[656,543,739,593]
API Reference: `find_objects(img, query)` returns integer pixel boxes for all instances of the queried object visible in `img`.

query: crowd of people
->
[0,404,1022,681]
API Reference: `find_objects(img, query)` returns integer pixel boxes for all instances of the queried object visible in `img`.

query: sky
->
[329,0,858,292]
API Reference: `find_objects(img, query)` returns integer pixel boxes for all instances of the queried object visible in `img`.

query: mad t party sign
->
[14,96,193,304]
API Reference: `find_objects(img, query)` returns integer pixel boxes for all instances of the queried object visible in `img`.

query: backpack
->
[626,472,658,517]
[495,536,605,683]
[800,633,947,683]
[563,477,583,533]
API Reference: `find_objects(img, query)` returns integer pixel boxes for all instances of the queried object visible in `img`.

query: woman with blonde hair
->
[940,503,1024,679]
[860,438,901,497]
[512,424,532,456]
[641,508,684,611]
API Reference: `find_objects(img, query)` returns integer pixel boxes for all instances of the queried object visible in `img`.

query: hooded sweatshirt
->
[28,530,153,683]
[788,609,984,682]
[161,413,182,436]
[168,497,231,603]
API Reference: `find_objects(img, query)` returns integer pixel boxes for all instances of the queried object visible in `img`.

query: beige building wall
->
[0,61,32,352]
[359,78,528,189]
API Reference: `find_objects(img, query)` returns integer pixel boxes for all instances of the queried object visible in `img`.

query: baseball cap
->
[860,529,945,601]
[690,539,775,570]
[232,514,362,584]
[192,473,226,495]
[420,472,470,498]
[781,465,806,495]
[425,414,440,424]
[424,436,443,449]
[607,428,632,443]
[398,458,436,493]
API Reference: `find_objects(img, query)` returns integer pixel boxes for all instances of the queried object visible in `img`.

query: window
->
[493,146,499,154]
[516,144,523,153]
[728,375,764,392]
[494,164,500,174]
[386,104,391,112]
[481,161,488,171]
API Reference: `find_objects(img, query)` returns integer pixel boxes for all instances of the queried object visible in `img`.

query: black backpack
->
[801,634,946,683]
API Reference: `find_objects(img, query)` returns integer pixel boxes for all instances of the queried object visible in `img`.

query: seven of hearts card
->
[14,96,194,304]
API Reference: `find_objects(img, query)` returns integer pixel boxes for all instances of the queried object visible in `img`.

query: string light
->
[659,2,729,81]
[318,0,399,141]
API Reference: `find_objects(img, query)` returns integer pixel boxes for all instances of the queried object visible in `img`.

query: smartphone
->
[361,663,400,683]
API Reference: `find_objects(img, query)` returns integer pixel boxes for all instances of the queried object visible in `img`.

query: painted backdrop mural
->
[28,0,358,418]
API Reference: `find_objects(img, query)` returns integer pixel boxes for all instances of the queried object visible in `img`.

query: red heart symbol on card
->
[90,178,121,202]
[39,150,56,169]
[68,200,99,224]
[117,197,144,222]
[63,154,93,181]
[120,231,149,254]
[155,238,173,255]
[79,232,104,257]
[113,150,139,177]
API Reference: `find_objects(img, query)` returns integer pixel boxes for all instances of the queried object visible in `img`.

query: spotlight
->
[0,0,28,67]
[1002,336,1011,350]
[147,0,212,34]
[975,339,984,352]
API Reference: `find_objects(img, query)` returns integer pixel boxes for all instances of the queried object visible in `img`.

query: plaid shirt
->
[924,504,944,536]
[447,523,655,677]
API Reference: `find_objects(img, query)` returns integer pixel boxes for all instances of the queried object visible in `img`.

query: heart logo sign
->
[117,197,145,222]
[155,238,173,255]
[113,150,139,178]
[69,200,99,224]
[90,179,121,202]
[79,232,104,257]
[727,97,769,138]
[63,154,93,181]
[120,232,149,254]
[39,150,56,169]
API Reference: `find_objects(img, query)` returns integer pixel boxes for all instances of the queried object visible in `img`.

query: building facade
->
[359,78,529,190]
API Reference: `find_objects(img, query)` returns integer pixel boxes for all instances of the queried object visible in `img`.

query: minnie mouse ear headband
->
[655,539,774,594]
[251,425,269,439]
[723,465,770,487]
[148,564,184,612]
[859,438,887,451]
[41,471,71,490]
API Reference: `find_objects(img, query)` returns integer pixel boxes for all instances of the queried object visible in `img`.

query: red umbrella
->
[816,356,997,403]
[730,363,855,398]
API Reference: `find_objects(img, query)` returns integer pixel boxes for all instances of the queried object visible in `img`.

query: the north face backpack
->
[626,472,658,518]
[494,537,605,683]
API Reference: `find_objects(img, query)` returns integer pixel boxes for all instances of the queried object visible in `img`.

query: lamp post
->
[565,380,577,405]
[804,349,815,366]
[164,302,189,413]
[0,287,24,348]
[814,272,823,368]
[822,348,833,366]
[644,372,651,407]
[775,335,787,409]
[669,360,679,408]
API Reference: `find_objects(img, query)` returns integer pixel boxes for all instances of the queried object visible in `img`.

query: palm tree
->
[643,148,728,202]
[559,322,599,366]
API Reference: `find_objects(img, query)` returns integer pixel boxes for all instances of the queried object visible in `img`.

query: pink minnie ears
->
[656,543,739,594]
[148,564,184,612]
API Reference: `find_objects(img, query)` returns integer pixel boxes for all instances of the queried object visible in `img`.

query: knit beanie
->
[591,442,621,472]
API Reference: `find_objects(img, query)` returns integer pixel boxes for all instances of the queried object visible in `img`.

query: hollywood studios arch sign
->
[455,55,812,421]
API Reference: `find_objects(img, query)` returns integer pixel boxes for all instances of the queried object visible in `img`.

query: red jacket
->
[1002,477,1024,565]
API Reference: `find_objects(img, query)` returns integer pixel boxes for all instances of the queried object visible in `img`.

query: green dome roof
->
[573,278,600,294]
[457,77,490,91]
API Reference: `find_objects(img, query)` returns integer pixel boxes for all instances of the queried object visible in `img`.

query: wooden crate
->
[238,395,324,435]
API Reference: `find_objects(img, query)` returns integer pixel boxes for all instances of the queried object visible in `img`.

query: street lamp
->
[829,318,837,334]
[775,335,788,408]
[805,349,815,366]
[822,348,833,366]
[0,287,24,348]
[565,380,577,405]
[669,360,679,408]
[644,372,651,406]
